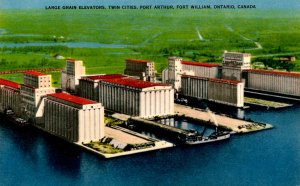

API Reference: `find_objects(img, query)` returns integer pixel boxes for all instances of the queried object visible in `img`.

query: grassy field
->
[1,9,300,85]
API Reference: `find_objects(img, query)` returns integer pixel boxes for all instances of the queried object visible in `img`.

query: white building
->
[124,59,156,82]
[222,51,251,81]
[79,74,126,101]
[0,79,21,115]
[20,71,56,123]
[181,75,244,107]
[61,59,86,94]
[162,57,219,91]
[44,93,105,143]
[98,77,174,118]
[245,69,300,96]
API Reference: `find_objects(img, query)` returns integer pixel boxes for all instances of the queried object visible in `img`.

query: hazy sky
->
[0,0,299,9]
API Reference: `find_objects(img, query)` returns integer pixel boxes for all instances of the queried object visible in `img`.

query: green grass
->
[244,97,291,108]
[84,141,123,154]
[0,9,300,80]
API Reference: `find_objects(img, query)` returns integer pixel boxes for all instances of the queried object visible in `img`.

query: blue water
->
[0,105,300,186]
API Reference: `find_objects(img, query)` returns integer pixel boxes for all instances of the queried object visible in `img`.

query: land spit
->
[174,104,273,133]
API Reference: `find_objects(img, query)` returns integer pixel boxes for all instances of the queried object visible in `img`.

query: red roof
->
[67,58,76,62]
[209,78,241,85]
[0,78,20,89]
[48,93,97,105]
[24,70,47,76]
[126,59,151,63]
[181,61,220,68]
[102,78,169,89]
[85,74,126,80]
[245,69,300,77]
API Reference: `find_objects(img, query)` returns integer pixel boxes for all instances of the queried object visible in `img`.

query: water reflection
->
[42,134,82,178]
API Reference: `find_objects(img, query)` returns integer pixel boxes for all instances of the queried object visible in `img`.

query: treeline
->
[0,45,70,54]
[0,57,63,70]
[253,57,296,72]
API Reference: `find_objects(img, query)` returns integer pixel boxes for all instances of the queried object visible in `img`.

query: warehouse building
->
[0,79,21,115]
[79,74,126,101]
[20,71,56,123]
[222,51,251,81]
[244,69,300,96]
[44,93,105,143]
[124,59,156,82]
[98,77,174,118]
[61,59,86,94]
[162,57,219,91]
[181,75,244,107]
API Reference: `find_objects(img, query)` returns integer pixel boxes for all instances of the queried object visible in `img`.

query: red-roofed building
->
[24,70,51,89]
[0,78,22,115]
[245,69,300,96]
[45,92,104,143]
[47,93,97,106]
[124,59,156,82]
[101,78,168,89]
[181,75,244,107]
[97,76,174,117]
[21,71,56,123]
[181,61,220,68]
[0,78,20,89]
[25,70,47,77]
[79,74,128,101]
[162,57,219,91]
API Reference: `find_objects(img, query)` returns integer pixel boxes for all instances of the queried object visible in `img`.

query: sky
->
[0,0,299,9]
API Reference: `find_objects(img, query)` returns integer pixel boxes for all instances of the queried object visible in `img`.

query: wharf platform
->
[174,104,273,133]
[34,124,173,159]
[245,88,300,102]
[78,126,173,159]
[244,97,293,109]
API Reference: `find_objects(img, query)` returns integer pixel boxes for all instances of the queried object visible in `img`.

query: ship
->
[178,127,230,145]
[0,109,29,127]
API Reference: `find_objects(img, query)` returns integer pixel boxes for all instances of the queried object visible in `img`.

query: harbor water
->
[0,105,300,186]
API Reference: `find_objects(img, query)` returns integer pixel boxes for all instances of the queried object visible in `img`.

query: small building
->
[20,71,56,123]
[221,51,251,81]
[98,77,174,118]
[79,74,127,101]
[244,69,300,96]
[61,59,86,94]
[181,75,244,107]
[44,93,105,143]
[162,56,220,91]
[0,79,21,115]
[124,59,156,82]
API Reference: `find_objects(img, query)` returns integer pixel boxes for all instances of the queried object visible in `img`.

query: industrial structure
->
[0,79,21,115]
[244,69,300,96]
[20,71,56,123]
[221,51,251,81]
[162,56,220,91]
[124,59,156,82]
[44,93,105,143]
[79,74,127,101]
[98,77,174,117]
[181,75,244,107]
[61,59,86,94]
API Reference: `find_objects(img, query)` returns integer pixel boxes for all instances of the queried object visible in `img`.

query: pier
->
[174,104,273,133]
